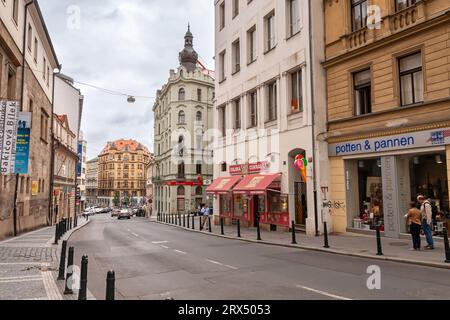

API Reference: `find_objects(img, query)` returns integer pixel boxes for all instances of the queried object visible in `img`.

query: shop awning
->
[206,176,242,195]
[232,174,282,195]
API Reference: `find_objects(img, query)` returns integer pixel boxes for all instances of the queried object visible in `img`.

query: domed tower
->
[179,25,198,73]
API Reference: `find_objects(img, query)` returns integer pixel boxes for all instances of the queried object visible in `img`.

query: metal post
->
[179,214,181,226]
[54,223,59,245]
[291,221,297,244]
[200,216,203,231]
[106,270,115,300]
[208,216,212,233]
[256,215,262,241]
[323,222,330,249]
[192,215,195,230]
[57,240,67,280]
[183,214,186,228]
[443,228,450,263]
[237,219,241,238]
[64,247,74,295]
[187,214,190,229]
[376,225,383,256]
[78,255,88,300]
[220,217,225,235]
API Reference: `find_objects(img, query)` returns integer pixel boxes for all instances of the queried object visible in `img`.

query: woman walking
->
[406,202,422,251]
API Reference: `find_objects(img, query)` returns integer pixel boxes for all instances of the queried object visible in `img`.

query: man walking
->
[418,195,435,250]
[201,204,210,230]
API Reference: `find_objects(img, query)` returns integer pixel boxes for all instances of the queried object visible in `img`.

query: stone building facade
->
[86,157,99,207]
[152,27,215,217]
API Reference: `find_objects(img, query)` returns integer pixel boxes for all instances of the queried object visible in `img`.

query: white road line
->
[160,245,170,249]
[296,285,352,301]
[0,275,43,281]
[131,232,139,238]
[0,278,43,284]
[224,265,239,270]
[41,270,63,300]
[152,241,169,244]
[174,250,187,255]
[206,259,222,266]
[0,262,44,266]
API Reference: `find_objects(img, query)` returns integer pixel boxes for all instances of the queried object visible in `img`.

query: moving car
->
[118,209,132,220]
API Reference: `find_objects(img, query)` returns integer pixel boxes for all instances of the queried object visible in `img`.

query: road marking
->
[0,263,43,266]
[296,285,352,301]
[174,250,187,255]
[0,275,43,281]
[161,245,170,249]
[41,270,63,300]
[131,232,139,238]
[207,259,222,265]
[152,241,169,244]
[224,265,239,270]
[0,278,42,283]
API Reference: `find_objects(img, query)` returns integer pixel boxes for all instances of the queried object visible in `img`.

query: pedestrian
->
[201,204,210,230]
[405,202,422,251]
[417,195,435,250]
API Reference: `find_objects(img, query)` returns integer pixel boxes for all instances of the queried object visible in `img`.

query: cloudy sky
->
[39,0,215,159]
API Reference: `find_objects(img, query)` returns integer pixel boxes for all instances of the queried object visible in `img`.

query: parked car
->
[111,209,120,218]
[83,209,95,217]
[118,209,132,220]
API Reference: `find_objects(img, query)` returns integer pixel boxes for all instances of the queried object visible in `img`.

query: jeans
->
[410,223,421,250]
[422,220,435,248]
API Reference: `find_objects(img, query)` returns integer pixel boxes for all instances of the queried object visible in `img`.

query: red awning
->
[232,174,281,195]
[206,176,242,194]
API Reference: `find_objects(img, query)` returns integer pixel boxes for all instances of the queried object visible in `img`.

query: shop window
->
[233,194,248,218]
[220,194,232,216]
[353,69,371,116]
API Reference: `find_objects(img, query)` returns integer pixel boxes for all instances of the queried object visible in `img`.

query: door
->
[295,182,307,225]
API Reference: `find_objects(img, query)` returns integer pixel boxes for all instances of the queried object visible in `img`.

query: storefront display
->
[219,194,232,217]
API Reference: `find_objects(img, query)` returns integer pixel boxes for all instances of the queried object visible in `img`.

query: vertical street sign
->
[0,101,20,174]
[14,112,32,174]
[0,101,6,163]
[77,142,82,177]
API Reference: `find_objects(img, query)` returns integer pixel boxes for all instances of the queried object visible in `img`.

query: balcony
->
[389,3,423,33]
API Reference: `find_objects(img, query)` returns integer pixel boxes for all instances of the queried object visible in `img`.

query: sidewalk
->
[0,218,90,300]
[157,216,450,270]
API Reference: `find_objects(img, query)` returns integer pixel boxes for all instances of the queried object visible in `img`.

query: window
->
[265,11,276,52]
[219,1,226,30]
[43,58,46,80]
[178,162,185,178]
[290,69,303,114]
[232,0,239,18]
[47,67,50,86]
[197,89,202,101]
[234,98,241,130]
[247,26,257,64]
[396,0,417,11]
[221,162,227,172]
[7,67,17,100]
[351,0,368,31]
[353,69,372,115]
[177,198,185,212]
[196,131,202,150]
[27,24,32,51]
[267,81,277,122]
[196,163,202,175]
[178,110,186,124]
[12,0,19,24]
[178,88,185,100]
[249,91,258,128]
[219,50,226,82]
[196,111,202,122]
[34,38,38,62]
[196,186,203,196]
[40,109,49,142]
[288,0,300,37]
[399,52,423,106]
[232,39,241,74]
[219,105,226,136]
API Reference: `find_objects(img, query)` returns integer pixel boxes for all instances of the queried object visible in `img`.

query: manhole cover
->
[389,242,409,247]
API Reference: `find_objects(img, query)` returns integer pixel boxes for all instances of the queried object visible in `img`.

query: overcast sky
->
[39,0,215,160]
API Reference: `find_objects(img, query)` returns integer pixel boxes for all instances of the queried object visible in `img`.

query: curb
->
[155,220,450,271]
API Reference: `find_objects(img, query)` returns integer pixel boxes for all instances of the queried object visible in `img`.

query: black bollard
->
[183,215,186,228]
[208,216,212,233]
[56,222,61,241]
[105,270,115,300]
[376,225,383,256]
[200,216,204,231]
[220,217,225,236]
[64,247,75,295]
[187,214,190,228]
[58,240,68,280]
[291,221,297,244]
[74,216,77,228]
[78,255,88,300]
[323,222,330,249]
[178,214,181,226]
[192,215,195,230]
[237,219,241,238]
[54,223,59,245]
[256,216,262,241]
[443,228,450,263]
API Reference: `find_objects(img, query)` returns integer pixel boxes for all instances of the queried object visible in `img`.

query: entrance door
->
[294,182,307,225]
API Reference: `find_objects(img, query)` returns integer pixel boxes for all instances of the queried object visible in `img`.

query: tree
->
[113,193,120,207]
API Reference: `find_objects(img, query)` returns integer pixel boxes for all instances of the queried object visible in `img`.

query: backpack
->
[430,201,438,220]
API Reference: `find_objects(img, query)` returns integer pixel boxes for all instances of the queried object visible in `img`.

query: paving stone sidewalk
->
[157,215,450,269]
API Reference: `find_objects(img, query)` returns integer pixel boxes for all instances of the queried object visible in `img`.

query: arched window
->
[178,88,185,101]
[196,111,202,122]
[177,186,185,196]
[178,110,185,124]
[195,186,203,196]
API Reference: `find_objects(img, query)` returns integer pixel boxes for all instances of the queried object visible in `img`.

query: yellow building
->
[98,139,151,207]
[324,0,450,238]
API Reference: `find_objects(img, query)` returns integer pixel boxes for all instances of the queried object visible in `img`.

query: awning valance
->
[206,176,242,195]
[232,174,281,195]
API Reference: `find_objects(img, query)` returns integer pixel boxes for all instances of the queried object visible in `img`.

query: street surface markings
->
[206,259,238,270]
[131,232,139,238]
[41,268,63,300]
[160,245,170,249]
[174,250,187,255]
[152,241,169,244]
[0,277,42,284]
[296,285,352,301]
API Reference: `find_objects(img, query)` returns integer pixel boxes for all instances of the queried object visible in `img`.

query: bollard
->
[54,223,59,245]
[208,216,212,233]
[78,255,89,300]
[200,216,204,231]
[58,240,68,280]
[64,247,75,295]
[187,214,190,228]
[74,216,77,228]
[105,271,115,300]
[376,225,383,256]
[183,215,186,228]
[192,215,195,230]
[237,219,241,238]
[323,222,330,249]
[220,217,225,236]
[178,214,182,226]
[291,221,297,245]
[56,222,61,241]
[69,217,72,230]
[443,228,450,263]
[256,216,262,241]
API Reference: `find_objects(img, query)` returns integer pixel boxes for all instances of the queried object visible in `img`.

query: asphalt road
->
[68,215,450,300]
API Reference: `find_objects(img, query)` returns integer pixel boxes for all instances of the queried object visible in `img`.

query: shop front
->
[206,176,242,222]
[329,127,450,238]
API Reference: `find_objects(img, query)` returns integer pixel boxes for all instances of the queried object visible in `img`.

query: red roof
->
[206,176,242,194]
[232,174,281,195]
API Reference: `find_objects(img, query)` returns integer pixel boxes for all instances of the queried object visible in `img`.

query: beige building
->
[0,0,59,239]
[98,139,151,207]
[145,153,155,202]
[152,27,215,217]
[209,0,328,235]
[324,0,450,238]
[86,157,99,207]
[52,114,77,223]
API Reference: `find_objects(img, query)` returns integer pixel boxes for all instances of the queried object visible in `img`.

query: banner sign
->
[329,127,450,157]
[14,112,32,174]
[230,161,271,176]
[0,101,20,174]
[77,142,82,177]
